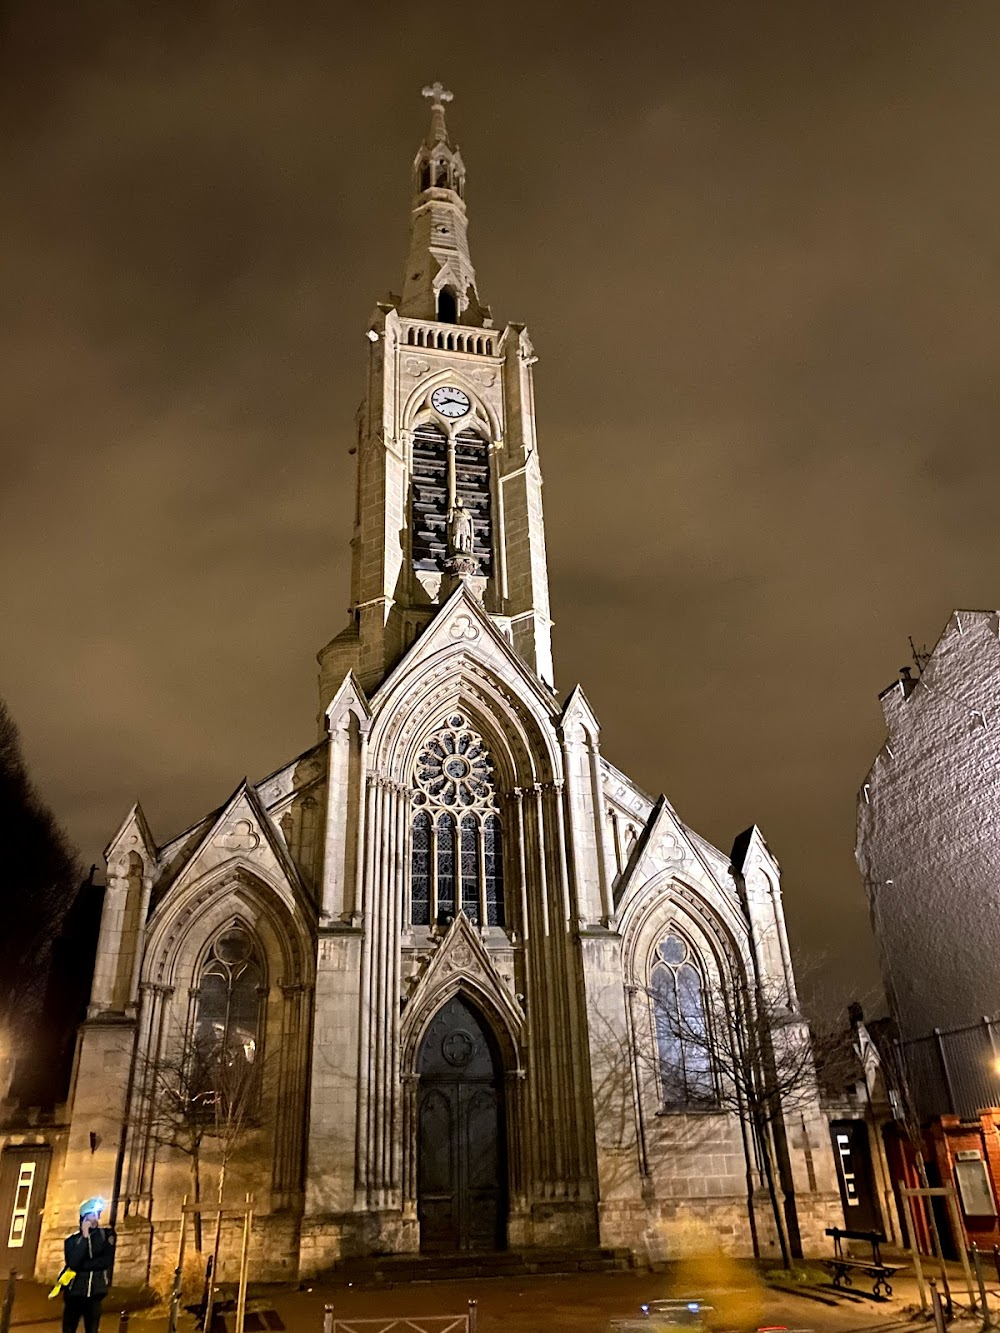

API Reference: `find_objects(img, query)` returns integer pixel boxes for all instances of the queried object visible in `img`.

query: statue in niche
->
[448,497,475,555]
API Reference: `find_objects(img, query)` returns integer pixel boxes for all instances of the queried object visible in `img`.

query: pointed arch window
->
[437,286,458,323]
[651,931,715,1108]
[410,712,505,929]
[192,925,264,1112]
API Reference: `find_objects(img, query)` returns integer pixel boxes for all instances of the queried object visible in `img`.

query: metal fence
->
[324,1305,476,1333]
[900,1016,1000,1121]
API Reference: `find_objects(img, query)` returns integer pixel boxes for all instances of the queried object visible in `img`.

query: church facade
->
[42,89,840,1283]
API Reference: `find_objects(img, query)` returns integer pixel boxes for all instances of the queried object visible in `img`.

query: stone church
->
[41,87,839,1282]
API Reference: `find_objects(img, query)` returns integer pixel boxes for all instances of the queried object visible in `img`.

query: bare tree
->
[138,1022,263,1262]
[586,943,837,1263]
[650,966,826,1268]
[585,956,830,1270]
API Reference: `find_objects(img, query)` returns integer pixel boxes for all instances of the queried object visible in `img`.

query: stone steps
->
[320,1246,634,1286]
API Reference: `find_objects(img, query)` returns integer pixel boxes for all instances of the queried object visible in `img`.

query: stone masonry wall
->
[857,610,1000,1044]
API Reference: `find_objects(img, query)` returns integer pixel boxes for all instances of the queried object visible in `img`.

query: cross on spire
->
[421,81,453,106]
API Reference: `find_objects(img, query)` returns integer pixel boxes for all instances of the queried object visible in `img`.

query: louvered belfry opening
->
[411,423,449,571]
[410,423,492,578]
[454,428,492,574]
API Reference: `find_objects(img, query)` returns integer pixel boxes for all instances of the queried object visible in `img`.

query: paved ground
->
[4,1265,946,1333]
[12,1249,1000,1333]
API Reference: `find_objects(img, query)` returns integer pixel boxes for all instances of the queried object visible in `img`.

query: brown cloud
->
[3,0,1000,1008]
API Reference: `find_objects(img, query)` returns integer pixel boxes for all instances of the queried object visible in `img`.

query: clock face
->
[431,385,471,419]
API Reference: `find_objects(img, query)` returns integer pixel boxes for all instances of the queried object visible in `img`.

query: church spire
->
[400,84,490,326]
[422,80,453,150]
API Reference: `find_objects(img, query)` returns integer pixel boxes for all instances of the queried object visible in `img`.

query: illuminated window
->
[651,932,715,1108]
[7,1162,35,1248]
[193,926,263,1112]
[410,713,505,928]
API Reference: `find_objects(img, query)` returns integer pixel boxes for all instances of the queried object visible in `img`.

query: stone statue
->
[448,497,475,555]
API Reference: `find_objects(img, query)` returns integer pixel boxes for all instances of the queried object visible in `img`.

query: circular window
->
[214,927,253,966]
[414,713,495,809]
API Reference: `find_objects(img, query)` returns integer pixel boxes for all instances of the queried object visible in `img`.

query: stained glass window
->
[437,814,456,920]
[411,812,432,926]
[410,713,505,928]
[484,814,505,927]
[192,925,263,1112]
[460,817,479,923]
[651,931,715,1108]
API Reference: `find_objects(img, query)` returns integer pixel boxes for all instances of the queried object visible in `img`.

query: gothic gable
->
[368,584,562,788]
[148,779,311,921]
[323,671,372,735]
[614,795,742,936]
[401,913,524,1071]
[375,583,556,718]
[104,801,157,869]
[559,683,601,743]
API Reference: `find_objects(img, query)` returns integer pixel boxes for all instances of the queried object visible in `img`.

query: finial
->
[421,81,453,106]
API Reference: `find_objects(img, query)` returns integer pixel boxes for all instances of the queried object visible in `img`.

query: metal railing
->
[898,1016,1000,1121]
[323,1302,477,1333]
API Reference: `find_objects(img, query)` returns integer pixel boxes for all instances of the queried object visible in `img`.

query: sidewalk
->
[3,1266,937,1333]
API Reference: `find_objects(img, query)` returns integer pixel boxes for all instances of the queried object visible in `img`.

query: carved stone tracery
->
[413,712,496,811]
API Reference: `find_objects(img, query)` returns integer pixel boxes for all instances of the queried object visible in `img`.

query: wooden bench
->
[824,1228,905,1298]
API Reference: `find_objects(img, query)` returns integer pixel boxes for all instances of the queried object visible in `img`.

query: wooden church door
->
[417,994,507,1252]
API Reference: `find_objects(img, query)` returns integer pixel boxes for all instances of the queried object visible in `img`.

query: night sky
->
[3,1,1000,1012]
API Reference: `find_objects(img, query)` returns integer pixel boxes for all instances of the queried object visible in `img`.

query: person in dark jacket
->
[62,1198,115,1333]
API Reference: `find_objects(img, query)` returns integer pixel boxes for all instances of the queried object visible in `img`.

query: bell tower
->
[318,85,554,706]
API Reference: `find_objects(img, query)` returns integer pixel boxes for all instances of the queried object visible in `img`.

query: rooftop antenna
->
[908,636,931,675]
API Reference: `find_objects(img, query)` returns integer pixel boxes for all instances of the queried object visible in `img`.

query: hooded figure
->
[61,1199,115,1333]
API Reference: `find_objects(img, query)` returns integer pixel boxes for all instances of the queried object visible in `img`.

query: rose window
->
[413,713,495,809]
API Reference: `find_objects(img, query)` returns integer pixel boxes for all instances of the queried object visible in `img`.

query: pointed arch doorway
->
[417,993,507,1252]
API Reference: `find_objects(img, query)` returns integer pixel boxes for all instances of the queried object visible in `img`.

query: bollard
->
[931,1280,947,1333]
[200,1255,214,1327]
[945,1270,954,1320]
[323,1303,334,1333]
[167,1266,183,1333]
[117,1311,130,1333]
[0,1270,15,1333]
[972,1246,991,1329]
[467,1299,478,1333]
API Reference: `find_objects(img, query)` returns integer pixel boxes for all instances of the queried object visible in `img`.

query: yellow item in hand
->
[48,1269,75,1299]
